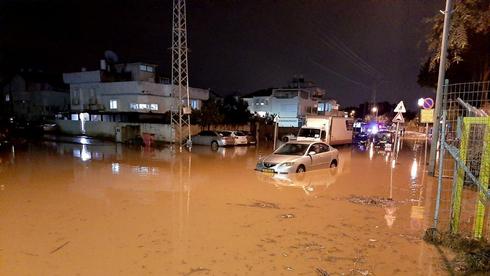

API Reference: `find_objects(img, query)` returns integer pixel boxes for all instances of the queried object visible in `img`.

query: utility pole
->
[170,0,192,152]
[428,0,453,175]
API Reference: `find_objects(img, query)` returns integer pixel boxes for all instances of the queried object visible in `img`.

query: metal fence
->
[433,81,490,239]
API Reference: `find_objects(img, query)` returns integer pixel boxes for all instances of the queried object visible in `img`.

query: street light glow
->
[371,107,378,113]
[418,98,424,107]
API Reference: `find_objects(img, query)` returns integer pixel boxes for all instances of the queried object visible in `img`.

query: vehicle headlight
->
[281,162,295,167]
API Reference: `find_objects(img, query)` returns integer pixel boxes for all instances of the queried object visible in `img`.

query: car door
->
[205,131,215,145]
[192,131,201,145]
[317,143,332,166]
[308,143,324,169]
[194,131,205,145]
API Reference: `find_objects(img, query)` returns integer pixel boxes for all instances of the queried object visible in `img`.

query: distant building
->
[63,61,209,122]
[0,71,70,122]
[242,77,340,127]
[56,60,209,142]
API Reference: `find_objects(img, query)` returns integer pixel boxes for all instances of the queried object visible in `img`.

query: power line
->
[310,59,371,90]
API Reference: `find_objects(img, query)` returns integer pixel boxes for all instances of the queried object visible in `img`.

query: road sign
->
[394,101,406,113]
[392,112,405,123]
[423,98,434,109]
[420,109,434,123]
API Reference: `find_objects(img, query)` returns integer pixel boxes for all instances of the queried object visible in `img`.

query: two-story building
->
[243,78,337,127]
[63,61,208,122]
[57,61,209,142]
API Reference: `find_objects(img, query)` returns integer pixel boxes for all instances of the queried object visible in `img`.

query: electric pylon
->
[170,0,192,151]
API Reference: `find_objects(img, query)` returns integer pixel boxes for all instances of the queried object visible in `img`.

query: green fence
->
[432,81,490,239]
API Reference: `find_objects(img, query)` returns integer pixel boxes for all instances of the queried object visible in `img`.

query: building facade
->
[63,62,209,119]
[0,72,70,123]
[57,61,209,142]
[243,78,339,127]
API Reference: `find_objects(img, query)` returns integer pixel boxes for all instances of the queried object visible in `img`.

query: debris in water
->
[368,239,377,242]
[183,267,211,276]
[49,241,70,254]
[237,200,280,209]
[282,252,288,257]
[315,267,329,275]
[347,195,401,207]
[285,266,294,271]
[280,214,295,219]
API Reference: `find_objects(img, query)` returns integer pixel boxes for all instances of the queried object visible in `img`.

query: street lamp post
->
[371,106,378,121]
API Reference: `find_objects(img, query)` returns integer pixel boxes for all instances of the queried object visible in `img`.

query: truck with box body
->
[296,116,353,145]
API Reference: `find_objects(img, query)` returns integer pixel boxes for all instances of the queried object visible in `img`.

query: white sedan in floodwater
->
[256,141,339,174]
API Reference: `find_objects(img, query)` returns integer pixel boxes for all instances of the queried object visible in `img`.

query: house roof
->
[242,88,274,98]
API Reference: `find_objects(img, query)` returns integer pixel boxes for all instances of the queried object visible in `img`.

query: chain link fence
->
[433,81,489,239]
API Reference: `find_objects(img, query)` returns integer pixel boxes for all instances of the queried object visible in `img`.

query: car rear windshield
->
[274,143,309,156]
[219,131,232,137]
[298,128,320,138]
[234,131,246,136]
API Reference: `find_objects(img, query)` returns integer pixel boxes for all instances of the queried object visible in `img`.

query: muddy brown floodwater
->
[0,139,450,275]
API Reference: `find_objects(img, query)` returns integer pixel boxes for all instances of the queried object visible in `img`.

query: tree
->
[418,0,490,87]
[193,98,224,130]
[219,95,251,126]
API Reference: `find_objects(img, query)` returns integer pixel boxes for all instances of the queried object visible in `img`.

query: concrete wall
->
[56,120,203,143]
[63,71,102,84]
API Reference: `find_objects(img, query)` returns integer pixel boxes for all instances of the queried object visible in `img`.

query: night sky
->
[0,0,444,109]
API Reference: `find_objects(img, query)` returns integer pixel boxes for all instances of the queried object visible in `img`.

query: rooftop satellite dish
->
[104,50,119,63]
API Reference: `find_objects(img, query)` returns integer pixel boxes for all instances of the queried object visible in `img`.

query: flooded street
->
[0,139,449,275]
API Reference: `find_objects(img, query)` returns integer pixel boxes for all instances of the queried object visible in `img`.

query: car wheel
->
[282,136,289,143]
[330,160,337,168]
[296,165,306,173]
[211,141,219,150]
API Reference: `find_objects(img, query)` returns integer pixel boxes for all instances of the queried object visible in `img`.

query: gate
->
[432,81,490,239]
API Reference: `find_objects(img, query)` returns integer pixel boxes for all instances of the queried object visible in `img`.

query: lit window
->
[191,100,198,109]
[71,114,79,121]
[5,94,10,102]
[139,64,154,72]
[110,100,118,109]
[130,103,139,110]
[150,104,158,111]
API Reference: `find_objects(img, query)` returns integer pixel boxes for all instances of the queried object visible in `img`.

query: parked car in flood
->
[256,141,339,174]
[229,130,248,146]
[191,130,235,148]
[242,131,256,145]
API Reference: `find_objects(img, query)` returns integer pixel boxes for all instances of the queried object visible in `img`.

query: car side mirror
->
[308,151,316,156]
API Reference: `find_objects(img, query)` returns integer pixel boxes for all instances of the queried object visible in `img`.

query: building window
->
[5,94,10,102]
[190,100,198,109]
[317,103,325,112]
[130,103,139,110]
[72,89,80,105]
[110,100,118,110]
[139,64,154,73]
[150,104,158,111]
[89,88,96,104]
[91,114,102,121]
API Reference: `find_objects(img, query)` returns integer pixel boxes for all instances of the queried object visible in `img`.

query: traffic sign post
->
[392,112,405,123]
[392,112,405,158]
[420,109,434,123]
[394,101,406,113]
[420,105,434,164]
[423,98,434,109]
